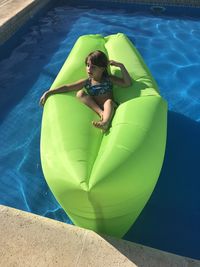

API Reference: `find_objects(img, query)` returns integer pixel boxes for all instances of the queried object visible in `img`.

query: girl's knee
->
[104,99,118,110]
[105,98,114,106]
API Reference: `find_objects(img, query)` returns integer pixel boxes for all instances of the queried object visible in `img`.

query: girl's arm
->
[109,60,132,87]
[39,78,87,106]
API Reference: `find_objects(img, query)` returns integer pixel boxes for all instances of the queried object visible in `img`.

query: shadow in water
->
[121,110,200,260]
[102,111,200,260]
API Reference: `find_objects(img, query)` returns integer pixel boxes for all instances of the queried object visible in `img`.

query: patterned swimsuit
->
[85,78,113,96]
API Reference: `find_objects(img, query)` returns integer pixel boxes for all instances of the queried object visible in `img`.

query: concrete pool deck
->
[0,0,200,266]
[1,205,200,267]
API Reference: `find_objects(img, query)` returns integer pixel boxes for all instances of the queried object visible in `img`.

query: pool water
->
[0,1,200,259]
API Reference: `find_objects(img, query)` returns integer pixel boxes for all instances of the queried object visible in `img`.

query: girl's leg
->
[93,99,116,131]
[76,90,103,119]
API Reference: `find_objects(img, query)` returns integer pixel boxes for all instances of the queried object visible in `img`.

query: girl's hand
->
[109,60,124,68]
[39,91,50,106]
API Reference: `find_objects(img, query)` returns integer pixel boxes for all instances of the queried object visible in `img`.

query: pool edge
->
[0,0,53,45]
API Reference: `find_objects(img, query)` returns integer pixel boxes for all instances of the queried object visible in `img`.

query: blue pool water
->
[0,1,200,259]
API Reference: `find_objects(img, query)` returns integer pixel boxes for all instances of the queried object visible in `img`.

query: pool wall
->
[0,0,57,45]
[67,0,200,17]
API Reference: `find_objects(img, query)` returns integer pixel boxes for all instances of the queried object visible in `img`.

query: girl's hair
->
[85,50,109,77]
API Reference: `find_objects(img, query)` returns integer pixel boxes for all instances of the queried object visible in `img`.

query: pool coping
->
[0,0,53,45]
[1,205,200,267]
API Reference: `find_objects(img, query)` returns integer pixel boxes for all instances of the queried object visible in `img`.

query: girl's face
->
[86,59,104,79]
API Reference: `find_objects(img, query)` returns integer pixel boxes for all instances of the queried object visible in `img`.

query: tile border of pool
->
[86,0,200,8]
[1,205,200,267]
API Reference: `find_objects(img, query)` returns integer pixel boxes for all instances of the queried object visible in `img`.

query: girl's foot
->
[92,120,109,132]
[92,101,118,132]
[92,107,115,132]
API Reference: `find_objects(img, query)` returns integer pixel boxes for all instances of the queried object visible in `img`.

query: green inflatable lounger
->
[40,33,167,238]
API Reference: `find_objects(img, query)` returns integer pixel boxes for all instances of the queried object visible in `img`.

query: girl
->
[40,50,132,131]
